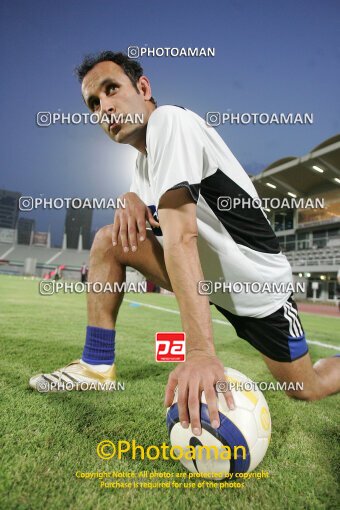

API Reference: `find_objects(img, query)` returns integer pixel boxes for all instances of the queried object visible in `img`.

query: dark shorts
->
[215,294,309,362]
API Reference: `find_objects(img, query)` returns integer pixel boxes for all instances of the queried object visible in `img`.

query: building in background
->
[64,200,93,250]
[252,134,340,301]
[17,218,35,245]
[33,231,49,247]
[0,189,21,229]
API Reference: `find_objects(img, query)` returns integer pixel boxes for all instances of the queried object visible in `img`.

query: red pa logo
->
[155,332,186,362]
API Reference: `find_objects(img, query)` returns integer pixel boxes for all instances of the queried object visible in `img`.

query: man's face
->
[81,61,151,145]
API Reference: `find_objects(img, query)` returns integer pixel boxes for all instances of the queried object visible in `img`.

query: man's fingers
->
[112,217,120,246]
[216,375,235,411]
[127,218,138,252]
[223,386,235,410]
[112,195,153,247]
[147,207,160,227]
[164,373,177,407]
[137,218,147,242]
[119,217,129,253]
[177,381,189,428]
[204,382,220,429]
[188,380,201,436]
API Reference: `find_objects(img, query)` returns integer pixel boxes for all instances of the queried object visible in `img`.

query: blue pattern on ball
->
[167,402,250,473]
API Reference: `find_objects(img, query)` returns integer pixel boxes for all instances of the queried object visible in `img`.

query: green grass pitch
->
[0,274,339,510]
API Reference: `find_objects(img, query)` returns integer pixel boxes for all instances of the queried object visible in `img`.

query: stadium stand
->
[0,242,89,278]
[0,239,144,283]
[252,134,340,301]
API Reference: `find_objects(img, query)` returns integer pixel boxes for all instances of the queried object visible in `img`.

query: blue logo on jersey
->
[148,205,163,236]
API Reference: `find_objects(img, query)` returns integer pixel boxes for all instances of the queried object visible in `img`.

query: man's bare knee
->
[285,387,322,402]
[93,224,112,243]
[89,225,171,290]
[263,353,331,402]
[91,225,120,258]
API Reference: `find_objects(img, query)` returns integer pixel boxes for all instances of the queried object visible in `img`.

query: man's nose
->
[100,96,116,115]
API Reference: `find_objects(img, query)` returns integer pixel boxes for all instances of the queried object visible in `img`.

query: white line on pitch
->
[124,299,231,326]
[306,340,338,350]
[124,299,339,352]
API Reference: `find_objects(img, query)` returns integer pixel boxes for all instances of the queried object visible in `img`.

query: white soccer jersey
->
[130,105,293,318]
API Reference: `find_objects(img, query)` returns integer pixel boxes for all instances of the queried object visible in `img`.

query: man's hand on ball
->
[164,351,235,436]
[112,192,159,252]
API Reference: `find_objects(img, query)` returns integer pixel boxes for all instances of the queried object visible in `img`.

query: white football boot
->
[29,359,116,392]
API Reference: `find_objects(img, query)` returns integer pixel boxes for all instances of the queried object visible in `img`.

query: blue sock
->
[82,326,115,365]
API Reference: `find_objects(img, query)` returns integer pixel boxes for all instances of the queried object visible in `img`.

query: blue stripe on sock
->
[82,326,115,365]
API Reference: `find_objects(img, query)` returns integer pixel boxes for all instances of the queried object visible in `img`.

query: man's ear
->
[138,75,152,101]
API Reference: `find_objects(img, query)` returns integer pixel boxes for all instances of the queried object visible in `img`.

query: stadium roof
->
[251,134,340,198]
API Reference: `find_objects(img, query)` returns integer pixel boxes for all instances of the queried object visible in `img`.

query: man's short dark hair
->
[75,51,156,105]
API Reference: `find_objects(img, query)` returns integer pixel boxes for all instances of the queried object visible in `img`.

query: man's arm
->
[159,187,234,436]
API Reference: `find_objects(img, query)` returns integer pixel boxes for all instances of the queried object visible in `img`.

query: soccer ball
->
[166,367,271,479]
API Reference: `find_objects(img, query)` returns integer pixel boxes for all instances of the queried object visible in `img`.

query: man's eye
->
[107,85,117,94]
[89,100,99,111]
